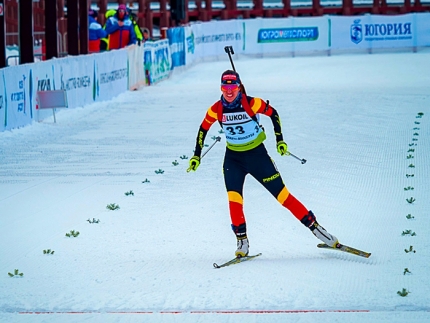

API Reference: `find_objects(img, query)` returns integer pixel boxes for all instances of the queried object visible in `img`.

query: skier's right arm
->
[188,103,218,172]
[188,126,207,171]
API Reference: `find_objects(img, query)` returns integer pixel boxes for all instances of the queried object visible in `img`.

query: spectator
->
[100,9,116,51]
[142,28,151,42]
[105,4,136,50]
[127,9,143,45]
[88,9,107,53]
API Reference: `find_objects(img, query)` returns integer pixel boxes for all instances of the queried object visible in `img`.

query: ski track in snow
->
[1,51,430,323]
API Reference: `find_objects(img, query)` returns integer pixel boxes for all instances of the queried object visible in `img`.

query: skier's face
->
[221,83,240,102]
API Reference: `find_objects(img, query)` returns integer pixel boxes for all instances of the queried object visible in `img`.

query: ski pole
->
[201,136,221,158]
[288,152,307,164]
[187,136,221,172]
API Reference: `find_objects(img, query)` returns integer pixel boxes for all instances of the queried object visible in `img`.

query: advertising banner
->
[244,17,329,55]
[53,56,93,109]
[127,44,145,91]
[0,69,5,131]
[184,25,196,66]
[95,49,128,100]
[3,64,33,131]
[31,59,57,122]
[416,13,430,47]
[330,14,415,51]
[144,44,152,84]
[144,39,172,84]
[167,27,186,69]
[188,20,244,63]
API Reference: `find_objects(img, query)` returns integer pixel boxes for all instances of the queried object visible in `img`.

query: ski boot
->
[232,223,249,257]
[235,237,249,258]
[301,211,338,247]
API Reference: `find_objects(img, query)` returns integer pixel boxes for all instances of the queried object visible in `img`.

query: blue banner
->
[143,39,172,84]
[167,27,185,69]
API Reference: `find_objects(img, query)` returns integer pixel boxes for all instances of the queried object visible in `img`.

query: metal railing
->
[5,31,67,66]
[5,31,65,51]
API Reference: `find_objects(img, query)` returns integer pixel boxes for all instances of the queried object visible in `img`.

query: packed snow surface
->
[1,50,429,323]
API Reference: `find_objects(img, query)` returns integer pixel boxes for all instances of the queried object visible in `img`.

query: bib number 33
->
[225,126,245,135]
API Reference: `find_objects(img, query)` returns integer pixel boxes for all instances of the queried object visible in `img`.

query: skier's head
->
[221,70,241,103]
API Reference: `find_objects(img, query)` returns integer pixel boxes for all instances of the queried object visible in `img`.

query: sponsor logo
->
[198,131,204,148]
[222,74,237,82]
[350,20,362,44]
[37,76,52,91]
[222,113,249,123]
[170,41,185,55]
[61,75,91,91]
[11,75,27,113]
[60,67,91,91]
[258,27,318,43]
[263,172,280,183]
[351,19,412,43]
[186,32,195,54]
[226,132,255,141]
[99,68,127,84]
[195,32,241,45]
[93,61,99,100]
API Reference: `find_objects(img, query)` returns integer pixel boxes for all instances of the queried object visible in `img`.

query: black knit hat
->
[221,70,241,85]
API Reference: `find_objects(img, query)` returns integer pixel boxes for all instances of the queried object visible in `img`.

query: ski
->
[213,253,262,269]
[317,243,371,258]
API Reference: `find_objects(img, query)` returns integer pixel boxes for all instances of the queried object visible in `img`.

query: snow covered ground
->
[1,50,430,323]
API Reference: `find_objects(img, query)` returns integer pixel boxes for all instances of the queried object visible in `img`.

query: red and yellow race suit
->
[193,95,309,230]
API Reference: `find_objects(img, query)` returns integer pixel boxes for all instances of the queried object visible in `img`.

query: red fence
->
[4,0,430,48]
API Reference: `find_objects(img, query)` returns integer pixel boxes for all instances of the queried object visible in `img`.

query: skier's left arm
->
[252,98,288,156]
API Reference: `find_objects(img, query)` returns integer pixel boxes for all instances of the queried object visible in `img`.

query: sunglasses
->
[221,84,240,92]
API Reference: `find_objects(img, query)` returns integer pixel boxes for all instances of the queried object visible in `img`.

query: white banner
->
[31,59,57,122]
[3,65,33,130]
[188,20,244,62]
[53,56,93,109]
[416,13,430,47]
[330,14,416,50]
[184,25,196,66]
[95,49,128,101]
[127,44,145,91]
[244,17,329,55]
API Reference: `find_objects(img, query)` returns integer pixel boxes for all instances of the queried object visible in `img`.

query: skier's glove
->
[277,141,289,156]
[187,156,201,172]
